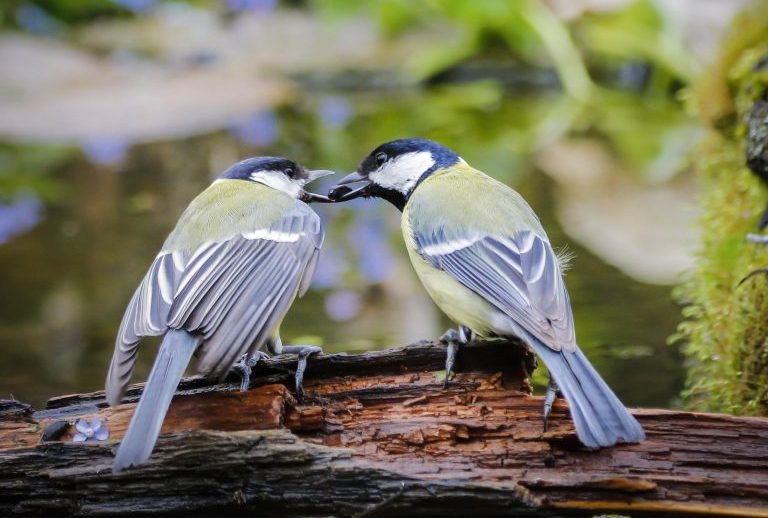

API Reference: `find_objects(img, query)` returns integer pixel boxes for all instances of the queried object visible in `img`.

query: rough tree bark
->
[1,340,767,517]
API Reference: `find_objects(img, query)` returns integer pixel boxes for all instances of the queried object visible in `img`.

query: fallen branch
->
[1,340,767,517]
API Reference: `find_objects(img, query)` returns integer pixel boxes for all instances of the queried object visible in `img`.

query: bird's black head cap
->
[220,156,305,181]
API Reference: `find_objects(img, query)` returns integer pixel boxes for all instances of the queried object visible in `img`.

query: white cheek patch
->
[249,170,302,198]
[370,151,435,194]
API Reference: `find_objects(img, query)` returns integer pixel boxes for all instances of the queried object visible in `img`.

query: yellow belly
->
[408,248,496,337]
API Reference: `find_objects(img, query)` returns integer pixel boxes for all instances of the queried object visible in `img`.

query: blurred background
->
[0,0,756,408]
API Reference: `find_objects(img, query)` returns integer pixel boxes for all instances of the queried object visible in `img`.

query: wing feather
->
[415,228,576,352]
[107,200,324,402]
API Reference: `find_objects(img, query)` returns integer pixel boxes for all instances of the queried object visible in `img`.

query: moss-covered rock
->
[675,6,768,415]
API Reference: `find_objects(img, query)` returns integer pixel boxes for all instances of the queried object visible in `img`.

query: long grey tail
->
[113,329,198,473]
[527,333,645,448]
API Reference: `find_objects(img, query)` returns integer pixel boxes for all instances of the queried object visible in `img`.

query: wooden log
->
[1,339,767,517]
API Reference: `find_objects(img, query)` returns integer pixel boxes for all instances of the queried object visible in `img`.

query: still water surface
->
[0,88,685,408]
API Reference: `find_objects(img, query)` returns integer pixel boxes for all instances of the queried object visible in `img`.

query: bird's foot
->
[543,377,560,432]
[439,326,472,387]
[280,345,322,395]
[233,351,269,391]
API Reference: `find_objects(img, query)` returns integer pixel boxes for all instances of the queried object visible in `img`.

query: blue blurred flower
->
[319,96,352,130]
[348,217,395,284]
[81,137,128,166]
[229,111,278,147]
[111,0,157,14]
[15,4,61,35]
[324,290,361,321]
[0,194,44,245]
[73,418,109,442]
[312,248,347,290]
[227,0,277,13]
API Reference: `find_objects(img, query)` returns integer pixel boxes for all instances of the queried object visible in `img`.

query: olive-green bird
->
[329,138,644,448]
[107,157,332,472]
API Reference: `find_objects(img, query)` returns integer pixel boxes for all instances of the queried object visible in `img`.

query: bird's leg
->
[268,336,322,395]
[543,375,560,432]
[439,325,472,387]
[232,351,269,391]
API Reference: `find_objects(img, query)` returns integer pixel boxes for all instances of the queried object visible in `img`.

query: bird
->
[107,156,332,472]
[328,138,645,448]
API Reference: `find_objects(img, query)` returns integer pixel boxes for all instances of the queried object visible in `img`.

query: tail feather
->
[113,329,198,473]
[527,334,645,448]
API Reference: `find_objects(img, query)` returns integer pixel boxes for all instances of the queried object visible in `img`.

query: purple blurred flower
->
[319,96,352,130]
[15,4,61,35]
[348,218,395,284]
[324,290,361,321]
[0,194,44,245]
[111,0,156,14]
[229,111,278,147]
[312,248,347,289]
[227,0,277,13]
[73,418,109,442]
[81,137,128,166]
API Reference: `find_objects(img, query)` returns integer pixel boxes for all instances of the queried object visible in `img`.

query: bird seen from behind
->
[107,157,332,472]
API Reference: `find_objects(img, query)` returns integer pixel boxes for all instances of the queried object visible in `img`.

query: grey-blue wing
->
[414,226,644,447]
[106,201,323,403]
[414,227,575,351]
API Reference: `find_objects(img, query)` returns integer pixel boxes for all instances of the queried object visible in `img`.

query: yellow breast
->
[402,201,498,337]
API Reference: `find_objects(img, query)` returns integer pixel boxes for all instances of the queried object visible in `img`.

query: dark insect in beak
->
[300,191,333,203]
[328,171,371,202]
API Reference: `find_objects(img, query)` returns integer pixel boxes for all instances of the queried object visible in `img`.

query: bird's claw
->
[280,345,322,395]
[233,351,269,391]
[439,326,472,387]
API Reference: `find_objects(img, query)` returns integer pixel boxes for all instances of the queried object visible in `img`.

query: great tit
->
[329,138,645,448]
[107,157,332,472]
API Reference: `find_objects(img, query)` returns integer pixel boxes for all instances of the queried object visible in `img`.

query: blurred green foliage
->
[311,0,696,183]
[312,0,694,95]
[0,144,72,202]
[673,6,768,415]
[577,0,697,83]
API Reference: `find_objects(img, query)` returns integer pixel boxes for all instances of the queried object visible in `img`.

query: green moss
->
[674,6,768,415]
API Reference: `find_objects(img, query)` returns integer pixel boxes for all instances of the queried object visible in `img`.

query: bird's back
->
[162,180,295,254]
[403,162,546,244]
[107,179,322,403]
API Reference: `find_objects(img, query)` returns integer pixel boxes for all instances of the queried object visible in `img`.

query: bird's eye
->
[283,167,295,177]
[374,152,387,167]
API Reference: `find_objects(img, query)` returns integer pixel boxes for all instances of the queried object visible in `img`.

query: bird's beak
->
[328,171,371,202]
[306,169,335,183]
[299,169,335,203]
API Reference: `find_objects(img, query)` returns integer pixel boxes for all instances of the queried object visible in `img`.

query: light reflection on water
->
[0,89,685,409]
